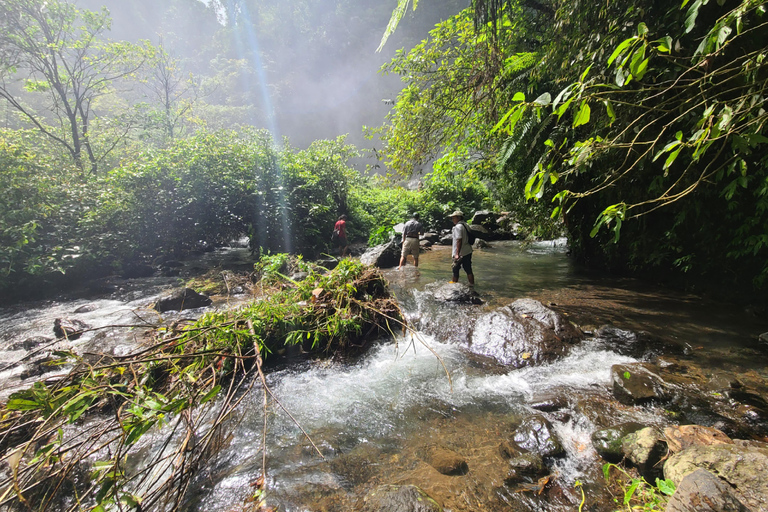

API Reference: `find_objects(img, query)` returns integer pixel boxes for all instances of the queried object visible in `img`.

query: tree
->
[142,37,203,142]
[0,0,153,174]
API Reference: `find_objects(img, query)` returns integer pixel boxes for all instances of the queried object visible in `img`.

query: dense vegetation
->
[378,0,768,295]
[2,0,766,299]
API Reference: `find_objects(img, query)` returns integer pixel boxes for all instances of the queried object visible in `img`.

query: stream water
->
[1,241,766,511]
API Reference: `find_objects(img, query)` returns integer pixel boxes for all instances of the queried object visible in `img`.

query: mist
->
[75,0,465,172]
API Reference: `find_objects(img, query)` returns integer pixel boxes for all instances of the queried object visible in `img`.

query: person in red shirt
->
[334,215,348,257]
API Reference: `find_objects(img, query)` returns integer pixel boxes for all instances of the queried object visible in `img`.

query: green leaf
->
[603,100,616,124]
[608,37,636,67]
[655,36,673,53]
[199,385,221,404]
[6,398,42,411]
[512,91,526,102]
[573,102,591,128]
[656,478,676,496]
[624,480,640,504]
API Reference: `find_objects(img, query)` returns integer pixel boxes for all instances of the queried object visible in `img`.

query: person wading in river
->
[449,210,474,286]
[398,213,423,270]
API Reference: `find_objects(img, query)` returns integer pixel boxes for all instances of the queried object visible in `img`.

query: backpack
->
[460,221,477,245]
[331,228,341,243]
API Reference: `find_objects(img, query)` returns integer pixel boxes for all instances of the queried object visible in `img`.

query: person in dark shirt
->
[398,213,423,270]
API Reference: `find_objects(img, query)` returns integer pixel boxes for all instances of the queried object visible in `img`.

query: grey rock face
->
[665,469,751,512]
[359,239,401,269]
[432,282,483,305]
[469,299,581,368]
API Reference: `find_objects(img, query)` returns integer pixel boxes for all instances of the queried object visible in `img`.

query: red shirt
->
[334,219,347,238]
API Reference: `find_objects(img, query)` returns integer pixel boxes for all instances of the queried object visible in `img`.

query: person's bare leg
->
[398,256,406,270]
[414,257,419,267]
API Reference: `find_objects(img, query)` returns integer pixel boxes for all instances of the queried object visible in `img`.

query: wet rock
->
[611,363,670,405]
[470,210,499,228]
[439,235,452,246]
[418,445,468,476]
[422,232,440,243]
[512,415,565,458]
[359,239,401,269]
[122,263,155,278]
[432,282,483,305]
[19,355,57,379]
[759,332,768,344]
[622,427,667,480]
[420,240,433,248]
[508,299,582,343]
[665,468,751,512]
[329,443,382,486]
[664,440,768,511]
[53,318,89,340]
[10,336,53,351]
[73,303,98,314]
[474,239,492,249]
[593,325,666,358]
[361,484,442,512]
[591,422,645,463]
[503,451,547,484]
[153,288,212,312]
[529,393,569,413]
[469,299,580,368]
[663,425,733,454]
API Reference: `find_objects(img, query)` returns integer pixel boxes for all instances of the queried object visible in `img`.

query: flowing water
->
[1,241,766,511]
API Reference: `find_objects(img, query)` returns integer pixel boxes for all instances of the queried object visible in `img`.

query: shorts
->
[452,253,473,278]
[401,237,420,258]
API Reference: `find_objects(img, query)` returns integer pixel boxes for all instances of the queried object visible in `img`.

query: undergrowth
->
[602,463,676,511]
[0,257,402,511]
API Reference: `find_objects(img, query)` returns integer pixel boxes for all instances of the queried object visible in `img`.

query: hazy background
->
[74,0,465,172]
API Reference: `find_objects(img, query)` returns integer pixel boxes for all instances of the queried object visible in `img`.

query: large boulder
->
[362,485,443,512]
[664,439,768,511]
[468,299,582,368]
[470,210,499,227]
[422,232,440,243]
[153,288,212,312]
[665,469,751,512]
[360,239,401,269]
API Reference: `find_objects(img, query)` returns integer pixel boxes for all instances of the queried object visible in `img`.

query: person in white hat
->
[449,210,474,286]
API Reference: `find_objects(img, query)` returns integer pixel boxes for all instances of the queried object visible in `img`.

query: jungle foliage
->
[380,0,768,293]
[0,258,402,511]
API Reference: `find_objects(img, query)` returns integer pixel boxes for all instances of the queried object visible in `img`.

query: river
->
[1,240,766,511]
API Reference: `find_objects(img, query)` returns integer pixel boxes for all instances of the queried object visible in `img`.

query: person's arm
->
[454,226,462,259]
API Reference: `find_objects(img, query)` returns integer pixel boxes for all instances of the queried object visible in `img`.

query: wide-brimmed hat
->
[448,210,463,218]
